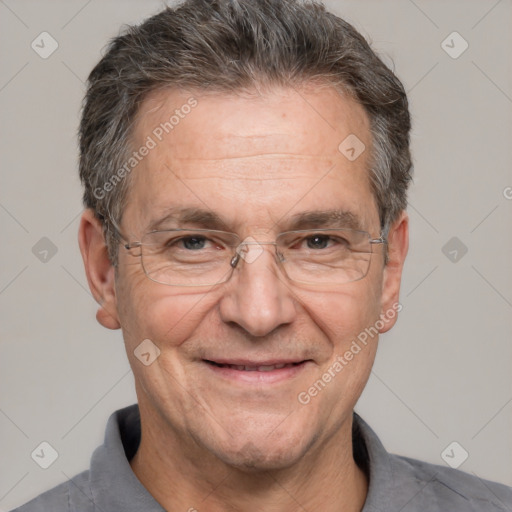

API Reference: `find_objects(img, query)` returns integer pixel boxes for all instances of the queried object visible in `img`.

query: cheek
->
[117,275,218,352]
[301,278,383,350]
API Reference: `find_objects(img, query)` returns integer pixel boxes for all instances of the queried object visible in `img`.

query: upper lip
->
[204,358,309,366]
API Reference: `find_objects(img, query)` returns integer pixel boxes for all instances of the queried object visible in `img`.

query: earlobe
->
[78,209,121,330]
[378,211,409,334]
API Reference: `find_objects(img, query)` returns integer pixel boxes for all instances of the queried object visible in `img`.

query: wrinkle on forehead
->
[133,86,371,162]
[161,155,338,181]
[171,154,334,162]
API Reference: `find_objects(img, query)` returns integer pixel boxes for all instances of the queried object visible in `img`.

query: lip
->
[205,358,305,367]
[203,359,313,384]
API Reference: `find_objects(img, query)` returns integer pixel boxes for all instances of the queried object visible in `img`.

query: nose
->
[218,242,297,337]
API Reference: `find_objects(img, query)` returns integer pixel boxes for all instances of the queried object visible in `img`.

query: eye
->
[165,233,233,252]
[179,236,208,250]
[305,234,331,250]
[302,234,349,250]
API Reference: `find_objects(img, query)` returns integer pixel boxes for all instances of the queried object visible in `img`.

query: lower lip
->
[203,361,311,384]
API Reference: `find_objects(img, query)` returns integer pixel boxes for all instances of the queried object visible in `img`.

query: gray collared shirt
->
[11,404,512,511]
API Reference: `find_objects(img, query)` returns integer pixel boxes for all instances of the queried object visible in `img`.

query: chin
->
[220,443,310,473]
[197,422,317,473]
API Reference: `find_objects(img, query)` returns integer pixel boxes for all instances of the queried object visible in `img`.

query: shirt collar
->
[89,405,165,511]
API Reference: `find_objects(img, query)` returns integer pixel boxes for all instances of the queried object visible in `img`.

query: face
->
[105,85,406,471]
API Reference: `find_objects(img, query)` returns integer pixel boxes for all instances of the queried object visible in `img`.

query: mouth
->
[203,359,312,383]
[205,360,305,371]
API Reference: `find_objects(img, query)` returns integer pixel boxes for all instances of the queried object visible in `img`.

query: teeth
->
[228,363,293,371]
[209,360,303,371]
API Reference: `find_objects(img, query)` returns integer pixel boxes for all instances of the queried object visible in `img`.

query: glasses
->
[121,228,387,287]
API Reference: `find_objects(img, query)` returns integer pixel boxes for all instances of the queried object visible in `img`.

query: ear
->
[78,209,121,330]
[378,210,409,334]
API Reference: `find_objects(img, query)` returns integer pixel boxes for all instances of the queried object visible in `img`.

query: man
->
[12,0,511,510]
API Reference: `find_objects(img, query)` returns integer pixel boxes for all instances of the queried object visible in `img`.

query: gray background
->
[1,0,511,509]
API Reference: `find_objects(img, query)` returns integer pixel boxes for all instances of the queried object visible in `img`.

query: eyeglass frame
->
[112,223,389,287]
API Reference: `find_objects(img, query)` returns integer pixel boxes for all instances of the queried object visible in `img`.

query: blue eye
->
[180,236,207,250]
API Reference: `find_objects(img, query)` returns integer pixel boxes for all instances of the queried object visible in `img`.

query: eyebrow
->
[287,209,364,231]
[148,207,230,232]
[147,207,364,232]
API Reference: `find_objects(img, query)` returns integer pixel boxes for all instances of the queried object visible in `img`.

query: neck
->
[129,405,368,512]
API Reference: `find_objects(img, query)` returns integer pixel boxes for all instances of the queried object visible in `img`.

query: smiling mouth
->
[204,360,306,372]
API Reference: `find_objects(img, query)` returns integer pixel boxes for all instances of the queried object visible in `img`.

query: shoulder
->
[392,454,512,511]
[353,414,512,511]
[9,470,92,512]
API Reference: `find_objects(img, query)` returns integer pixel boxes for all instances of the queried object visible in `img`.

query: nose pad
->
[230,239,286,277]
[235,236,265,265]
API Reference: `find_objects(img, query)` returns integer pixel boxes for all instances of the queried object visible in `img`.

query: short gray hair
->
[79,0,412,264]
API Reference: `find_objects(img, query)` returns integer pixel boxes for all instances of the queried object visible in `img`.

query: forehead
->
[124,85,377,234]
[134,84,369,160]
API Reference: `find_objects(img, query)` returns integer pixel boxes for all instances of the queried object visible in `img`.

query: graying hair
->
[79,0,412,264]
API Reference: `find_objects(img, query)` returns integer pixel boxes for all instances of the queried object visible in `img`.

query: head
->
[79,0,411,471]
